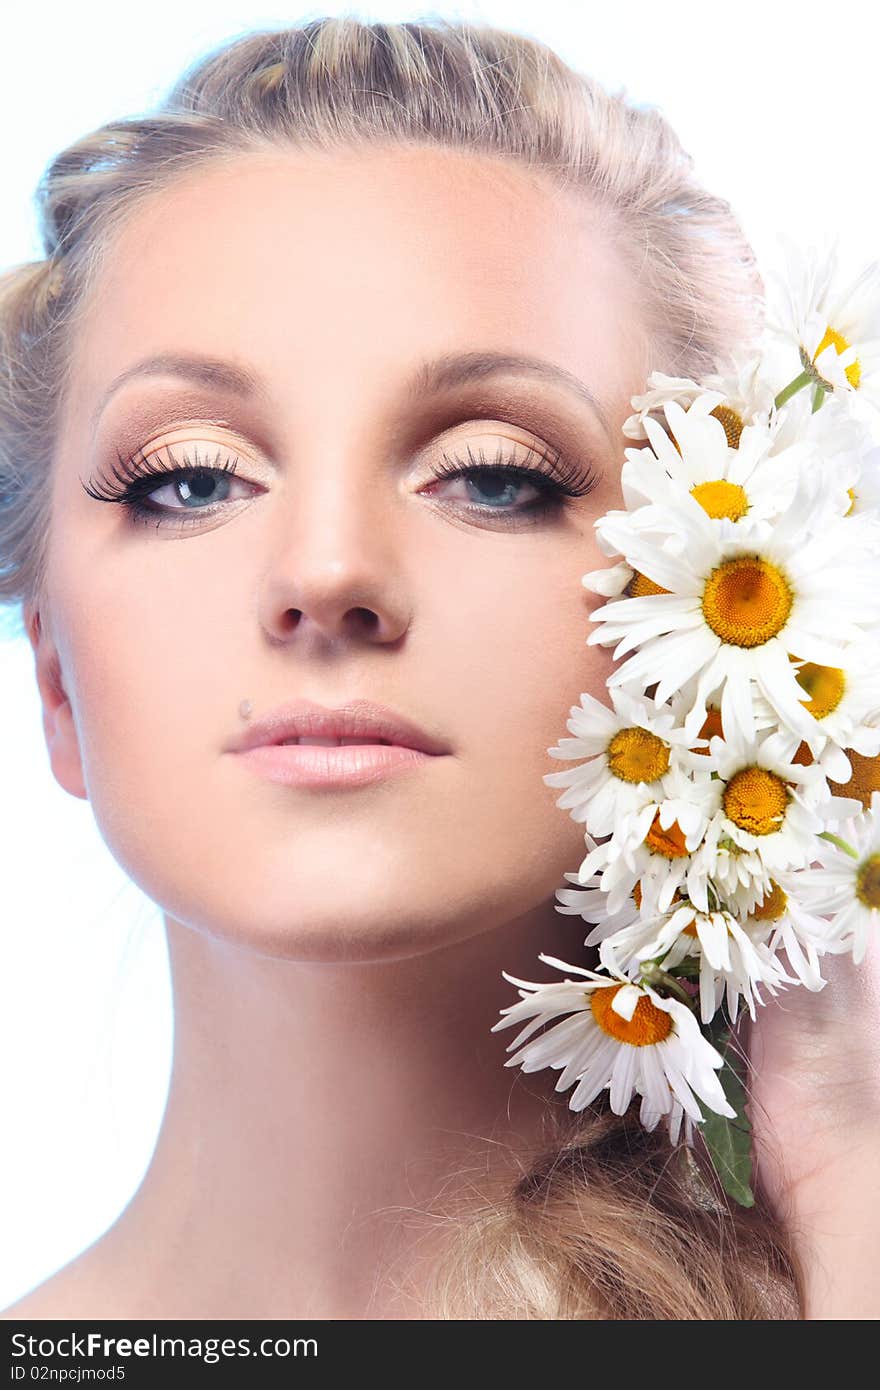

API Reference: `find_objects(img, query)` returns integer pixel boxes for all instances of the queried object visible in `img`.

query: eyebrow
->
[91,349,612,440]
[410,352,613,440]
[90,353,268,434]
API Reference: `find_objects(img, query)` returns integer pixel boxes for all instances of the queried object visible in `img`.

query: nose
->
[256,465,412,650]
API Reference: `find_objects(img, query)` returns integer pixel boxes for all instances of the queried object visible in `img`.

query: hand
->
[743,929,880,1317]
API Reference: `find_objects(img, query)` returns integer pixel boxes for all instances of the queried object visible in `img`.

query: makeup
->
[234,741,435,789]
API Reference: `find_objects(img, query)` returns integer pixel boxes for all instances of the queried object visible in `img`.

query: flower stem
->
[774,368,813,409]
[812,384,826,413]
[819,830,859,860]
[639,961,697,1009]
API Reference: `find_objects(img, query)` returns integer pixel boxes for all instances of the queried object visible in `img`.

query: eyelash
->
[81,438,600,531]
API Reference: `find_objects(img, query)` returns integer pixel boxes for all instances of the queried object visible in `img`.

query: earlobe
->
[24,602,88,802]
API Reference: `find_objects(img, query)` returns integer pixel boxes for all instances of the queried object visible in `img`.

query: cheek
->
[50,544,247,889]
[47,518,614,959]
[430,524,615,757]
[411,529,614,887]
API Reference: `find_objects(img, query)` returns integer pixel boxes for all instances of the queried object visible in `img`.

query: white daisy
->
[619,398,811,531]
[542,686,708,836]
[714,864,775,919]
[581,558,635,599]
[693,725,846,895]
[553,870,641,938]
[835,437,880,545]
[745,871,840,990]
[755,648,880,787]
[603,759,719,864]
[752,385,880,539]
[691,921,788,1026]
[589,474,880,752]
[622,353,777,446]
[767,238,880,408]
[759,732,880,825]
[769,375,872,478]
[677,685,777,753]
[848,438,880,501]
[572,876,691,958]
[623,369,713,440]
[575,771,717,916]
[492,954,735,1127]
[795,793,880,965]
[824,748,880,817]
[640,1096,696,1146]
[597,901,789,1025]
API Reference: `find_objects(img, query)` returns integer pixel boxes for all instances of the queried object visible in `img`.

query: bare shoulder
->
[1,1278,67,1321]
[1,1250,125,1321]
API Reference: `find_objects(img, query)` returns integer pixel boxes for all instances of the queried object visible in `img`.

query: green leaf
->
[666,958,701,980]
[696,1025,755,1209]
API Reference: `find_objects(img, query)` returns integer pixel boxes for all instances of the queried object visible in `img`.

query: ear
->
[23,599,88,800]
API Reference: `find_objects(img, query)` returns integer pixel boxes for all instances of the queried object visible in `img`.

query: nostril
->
[351,607,379,629]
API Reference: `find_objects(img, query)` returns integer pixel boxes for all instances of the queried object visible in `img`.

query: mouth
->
[232,737,441,790]
[274,736,399,747]
[226,698,450,788]
[227,698,450,758]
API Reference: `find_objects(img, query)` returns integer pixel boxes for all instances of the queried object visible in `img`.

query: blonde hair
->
[0,16,798,1316]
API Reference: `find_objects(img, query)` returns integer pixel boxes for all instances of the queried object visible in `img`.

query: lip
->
[225,698,450,788]
[234,741,438,789]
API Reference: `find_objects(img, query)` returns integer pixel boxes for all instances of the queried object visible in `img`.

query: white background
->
[1,0,877,1305]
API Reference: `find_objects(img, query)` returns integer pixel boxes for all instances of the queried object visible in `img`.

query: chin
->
[163,889,500,965]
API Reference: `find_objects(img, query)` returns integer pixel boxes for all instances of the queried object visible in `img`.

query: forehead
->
[70,145,646,418]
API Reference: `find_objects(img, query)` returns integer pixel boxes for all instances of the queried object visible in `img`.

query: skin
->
[746,941,880,1318]
[3,145,878,1319]
[7,146,643,1319]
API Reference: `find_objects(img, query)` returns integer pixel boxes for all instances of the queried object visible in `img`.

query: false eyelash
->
[80,436,600,531]
[432,439,600,499]
[81,442,241,504]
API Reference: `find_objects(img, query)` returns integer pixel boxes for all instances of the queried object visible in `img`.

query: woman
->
[1,16,877,1320]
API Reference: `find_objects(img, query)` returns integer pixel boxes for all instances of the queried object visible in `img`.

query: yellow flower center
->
[814,326,862,390]
[723,765,789,835]
[709,403,745,449]
[645,812,690,859]
[846,488,856,517]
[793,660,846,718]
[691,705,724,756]
[590,983,673,1046]
[627,570,671,598]
[830,751,880,810]
[690,479,749,521]
[702,555,793,647]
[752,880,788,921]
[855,854,880,909]
[607,727,671,784]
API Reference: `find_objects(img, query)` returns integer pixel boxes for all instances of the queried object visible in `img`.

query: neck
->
[94,903,575,1319]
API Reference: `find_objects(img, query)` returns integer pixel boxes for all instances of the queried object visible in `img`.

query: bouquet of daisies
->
[493,240,880,1206]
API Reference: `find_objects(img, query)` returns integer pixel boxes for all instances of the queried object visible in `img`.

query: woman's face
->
[30,145,649,961]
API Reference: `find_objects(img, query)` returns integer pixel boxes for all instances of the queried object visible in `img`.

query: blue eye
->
[81,443,254,529]
[426,440,599,521]
[81,437,599,531]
